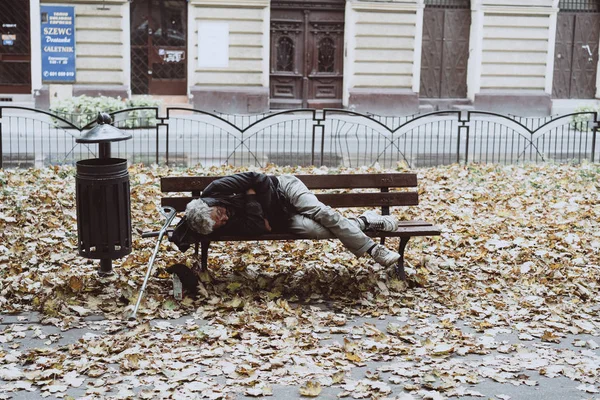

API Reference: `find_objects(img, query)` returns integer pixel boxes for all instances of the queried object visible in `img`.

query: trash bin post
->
[75,113,133,275]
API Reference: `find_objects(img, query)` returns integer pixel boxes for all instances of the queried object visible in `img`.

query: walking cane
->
[129,206,177,320]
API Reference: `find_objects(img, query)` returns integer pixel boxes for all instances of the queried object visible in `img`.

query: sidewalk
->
[1,310,599,400]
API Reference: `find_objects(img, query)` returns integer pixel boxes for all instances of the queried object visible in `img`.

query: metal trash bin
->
[76,158,132,272]
[75,112,133,274]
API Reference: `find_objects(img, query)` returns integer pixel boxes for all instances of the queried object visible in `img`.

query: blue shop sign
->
[41,6,76,82]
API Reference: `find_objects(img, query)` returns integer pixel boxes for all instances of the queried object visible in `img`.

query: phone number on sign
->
[44,71,75,77]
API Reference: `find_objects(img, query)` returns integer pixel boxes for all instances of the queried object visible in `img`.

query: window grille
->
[0,0,30,55]
[318,37,335,73]
[0,0,31,87]
[424,0,470,9]
[276,37,294,72]
[559,0,600,11]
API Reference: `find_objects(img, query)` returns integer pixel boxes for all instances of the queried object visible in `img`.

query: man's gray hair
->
[185,199,215,235]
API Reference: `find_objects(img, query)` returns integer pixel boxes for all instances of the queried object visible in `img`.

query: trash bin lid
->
[76,112,133,144]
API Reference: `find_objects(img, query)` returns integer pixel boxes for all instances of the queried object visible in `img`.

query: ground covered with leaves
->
[0,162,598,399]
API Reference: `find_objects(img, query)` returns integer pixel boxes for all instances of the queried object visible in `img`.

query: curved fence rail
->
[0,106,597,169]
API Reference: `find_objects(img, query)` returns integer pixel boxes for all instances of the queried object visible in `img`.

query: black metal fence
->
[1,106,598,169]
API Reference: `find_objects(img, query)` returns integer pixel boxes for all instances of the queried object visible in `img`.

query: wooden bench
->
[160,173,440,280]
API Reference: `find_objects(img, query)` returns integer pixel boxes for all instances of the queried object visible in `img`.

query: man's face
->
[210,206,229,230]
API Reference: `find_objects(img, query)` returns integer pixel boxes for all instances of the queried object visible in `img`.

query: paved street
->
[1,308,599,400]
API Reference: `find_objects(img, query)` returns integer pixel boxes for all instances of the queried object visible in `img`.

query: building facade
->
[0,0,598,115]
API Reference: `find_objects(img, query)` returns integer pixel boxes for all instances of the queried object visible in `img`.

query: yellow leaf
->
[142,202,155,212]
[331,371,345,384]
[345,352,362,363]
[227,282,242,292]
[235,364,255,376]
[542,331,560,343]
[227,296,244,309]
[299,380,322,397]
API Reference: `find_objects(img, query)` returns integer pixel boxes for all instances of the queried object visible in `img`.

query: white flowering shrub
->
[570,105,599,132]
[50,95,162,128]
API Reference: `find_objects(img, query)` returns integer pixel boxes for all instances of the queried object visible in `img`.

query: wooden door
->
[306,18,344,108]
[553,11,600,99]
[420,3,471,98]
[0,0,31,94]
[130,0,187,95]
[270,1,344,109]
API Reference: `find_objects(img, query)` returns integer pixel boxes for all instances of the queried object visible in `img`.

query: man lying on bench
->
[168,172,401,288]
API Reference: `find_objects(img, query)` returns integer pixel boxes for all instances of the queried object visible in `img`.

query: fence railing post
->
[311,110,325,166]
[461,111,470,165]
[317,111,325,166]
[159,107,168,166]
[592,112,598,163]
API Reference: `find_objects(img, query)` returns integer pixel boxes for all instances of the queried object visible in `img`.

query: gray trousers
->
[277,175,375,257]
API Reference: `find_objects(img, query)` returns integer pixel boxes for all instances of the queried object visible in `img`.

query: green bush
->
[570,105,599,132]
[123,96,162,128]
[50,95,162,128]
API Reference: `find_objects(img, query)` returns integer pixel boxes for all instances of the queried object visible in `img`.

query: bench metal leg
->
[380,203,389,246]
[200,240,210,272]
[396,237,411,281]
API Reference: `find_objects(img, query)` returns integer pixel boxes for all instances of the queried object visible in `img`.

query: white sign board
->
[197,22,229,68]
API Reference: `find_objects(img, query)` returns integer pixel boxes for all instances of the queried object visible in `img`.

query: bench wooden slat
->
[161,173,418,192]
[182,224,440,242]
[397,220,434,227]
[162,192,419,212]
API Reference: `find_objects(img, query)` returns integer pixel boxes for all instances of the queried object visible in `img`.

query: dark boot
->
[166,263,199,297]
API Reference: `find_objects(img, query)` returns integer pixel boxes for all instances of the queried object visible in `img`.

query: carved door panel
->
[571,13,600,98]
[307,18,344,108]
[131,0,187,95]
[270,12,305,109]
[440,9,470,98]
[420,9,444,98]
[553,12,600,99]
[270,3,344,109]
[420,5,471,98]
[0,0,31,93]
[553,13,575,98]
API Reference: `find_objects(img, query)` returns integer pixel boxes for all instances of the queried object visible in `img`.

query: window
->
[558,0,600,12]
[276,36,294,72]
[317,37,335,73]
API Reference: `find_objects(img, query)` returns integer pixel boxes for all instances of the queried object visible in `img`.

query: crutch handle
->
[140,207,177,238]
[141,231,159,238]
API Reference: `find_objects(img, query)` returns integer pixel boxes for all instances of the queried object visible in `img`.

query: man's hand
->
[246,188,270,232]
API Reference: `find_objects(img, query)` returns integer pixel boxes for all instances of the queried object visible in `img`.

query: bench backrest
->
[161,173,419,212]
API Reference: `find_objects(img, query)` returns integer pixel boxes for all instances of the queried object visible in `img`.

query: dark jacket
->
[202,172,293,232]
[170,172,294,252]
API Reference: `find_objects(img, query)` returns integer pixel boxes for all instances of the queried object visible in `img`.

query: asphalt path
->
[1,311,598,400]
